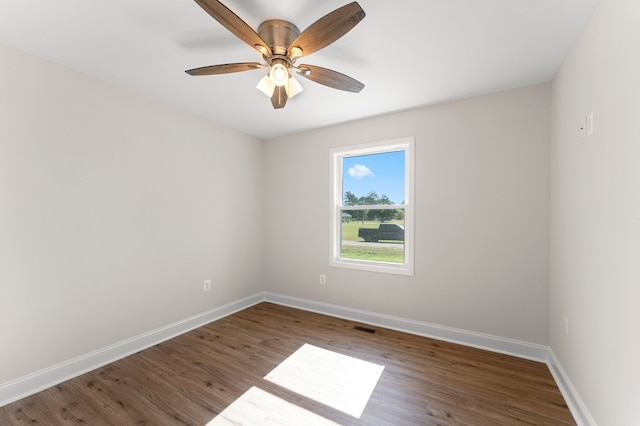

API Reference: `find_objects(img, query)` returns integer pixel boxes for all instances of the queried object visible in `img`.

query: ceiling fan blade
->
[271,86,288,109]
[297,64,364,93]
[288,2,365,58]
[185,62,264,76]
[194,0,271,56]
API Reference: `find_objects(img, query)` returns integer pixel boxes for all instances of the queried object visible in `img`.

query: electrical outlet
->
[203,279,211,291]
[319,274,327,285]
[563,315,569,336]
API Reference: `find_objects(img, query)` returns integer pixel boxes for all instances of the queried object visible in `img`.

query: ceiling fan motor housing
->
[257,19,301,58]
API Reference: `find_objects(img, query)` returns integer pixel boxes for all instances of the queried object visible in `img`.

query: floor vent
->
[353,325,377,334]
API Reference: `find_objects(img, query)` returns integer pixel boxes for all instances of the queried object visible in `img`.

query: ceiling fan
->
[185,0,366,109]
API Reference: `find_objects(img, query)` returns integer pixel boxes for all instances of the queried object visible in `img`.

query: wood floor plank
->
[0,302,575,425]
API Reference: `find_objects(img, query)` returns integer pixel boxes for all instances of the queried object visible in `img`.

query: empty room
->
[0,0,638,425]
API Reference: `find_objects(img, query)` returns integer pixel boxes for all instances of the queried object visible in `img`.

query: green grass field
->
[340,220,404,263]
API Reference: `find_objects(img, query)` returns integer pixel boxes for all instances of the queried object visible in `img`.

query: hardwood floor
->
[0,302,575,425]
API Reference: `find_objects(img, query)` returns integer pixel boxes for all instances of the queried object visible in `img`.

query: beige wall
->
[263,84,551,345]
[0,43,264,384]
[550,0,640,424]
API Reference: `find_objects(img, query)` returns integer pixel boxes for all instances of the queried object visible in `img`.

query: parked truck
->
[357,223,404,242]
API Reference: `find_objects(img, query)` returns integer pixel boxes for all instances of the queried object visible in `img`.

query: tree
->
[343,191,364,223]
[369,193,396,222]
[343,191,359,206]
[344,191,397,222]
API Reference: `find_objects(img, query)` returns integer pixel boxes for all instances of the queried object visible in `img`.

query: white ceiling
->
[0,0,600,140]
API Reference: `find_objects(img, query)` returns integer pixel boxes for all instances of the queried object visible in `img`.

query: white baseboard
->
[264,292,549,362]
[0,292,265,407]
[1,291,593,426]
[548,350,597,426]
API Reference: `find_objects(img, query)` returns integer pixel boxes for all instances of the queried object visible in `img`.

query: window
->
[330,137,414,275]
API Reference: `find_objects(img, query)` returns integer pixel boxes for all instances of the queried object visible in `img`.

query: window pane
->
[331,136,413,275]
[340,209,405,264]
[342,151,405,206]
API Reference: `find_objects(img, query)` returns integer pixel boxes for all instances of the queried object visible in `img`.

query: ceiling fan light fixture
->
[269,61,289,86]
[256,75,275,97]
[285,76,303,99]
[257,73,303,100]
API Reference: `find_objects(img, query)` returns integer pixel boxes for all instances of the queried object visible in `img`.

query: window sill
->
[330,258,414,276]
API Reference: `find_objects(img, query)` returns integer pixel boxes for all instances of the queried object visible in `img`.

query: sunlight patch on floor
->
[264,343,385,418]
[206,386,340,426]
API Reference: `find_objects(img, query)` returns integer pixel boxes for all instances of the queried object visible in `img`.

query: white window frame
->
[330,137,415,276]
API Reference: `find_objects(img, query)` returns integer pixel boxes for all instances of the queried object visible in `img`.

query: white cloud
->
[347,164,374,179]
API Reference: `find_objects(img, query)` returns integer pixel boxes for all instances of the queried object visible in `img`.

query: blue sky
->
[342,150,405,204]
